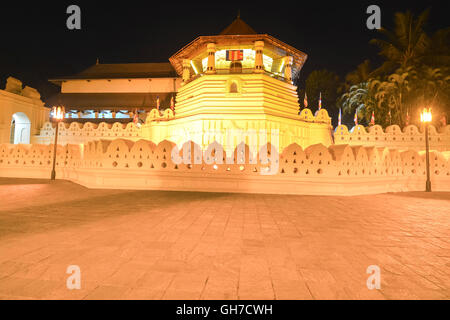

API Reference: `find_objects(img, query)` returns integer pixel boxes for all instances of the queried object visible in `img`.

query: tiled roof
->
[219,18,257,35]
[50,63,178,82]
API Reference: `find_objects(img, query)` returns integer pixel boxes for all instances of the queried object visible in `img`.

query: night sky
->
[0,0,447,108]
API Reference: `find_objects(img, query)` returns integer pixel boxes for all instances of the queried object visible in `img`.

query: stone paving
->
[0,177,449,300]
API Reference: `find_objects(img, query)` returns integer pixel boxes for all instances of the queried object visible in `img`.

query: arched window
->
[230,61,242,74]
[229,82,238,93]
[10,113,31,144]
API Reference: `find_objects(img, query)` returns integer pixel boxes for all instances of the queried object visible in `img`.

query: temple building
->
[144,17,333,151]
[48,62,180,123]
[5,17,334,151]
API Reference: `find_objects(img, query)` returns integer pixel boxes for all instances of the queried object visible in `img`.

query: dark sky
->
[0,0,447,103]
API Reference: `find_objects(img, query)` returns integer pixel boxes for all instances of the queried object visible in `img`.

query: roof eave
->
[169,34,308,76]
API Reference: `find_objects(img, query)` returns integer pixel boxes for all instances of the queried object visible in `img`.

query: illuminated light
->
[213,164,218,170]
[190,61,199,75]
[279,59,285,73]
[420,108,432,123]
[52,106,65,121]
[262,54,273,71]
[201,49,273,72]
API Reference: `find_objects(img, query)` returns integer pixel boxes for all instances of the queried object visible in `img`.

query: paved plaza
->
[0,177,449,300]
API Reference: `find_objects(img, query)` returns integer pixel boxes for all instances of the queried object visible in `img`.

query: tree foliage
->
[303,69,341,112]
[337,9,450,128]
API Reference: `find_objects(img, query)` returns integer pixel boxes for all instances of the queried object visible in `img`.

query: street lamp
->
[420,108,432,192]
[50,106,64,180]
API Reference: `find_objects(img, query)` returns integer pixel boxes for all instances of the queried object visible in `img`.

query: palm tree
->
[370,9,431,76]
[344,60,372,91]
[423,27,450,67]
[370,70,411,126]
[407,66,450,117]
[339,82,376,125]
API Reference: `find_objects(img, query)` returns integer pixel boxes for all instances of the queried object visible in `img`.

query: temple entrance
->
[230,61,242,74]
[10,112,31,144]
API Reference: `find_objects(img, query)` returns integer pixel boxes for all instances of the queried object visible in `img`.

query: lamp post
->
[420,108,432,192]
[50,106,64,180]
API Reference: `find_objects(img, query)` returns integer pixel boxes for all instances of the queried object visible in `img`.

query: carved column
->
[254,41,264,73]
[182,59,191,83]
[206,43,216,74]
[283,56,293,82]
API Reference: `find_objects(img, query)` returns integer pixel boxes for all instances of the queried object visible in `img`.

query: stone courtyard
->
[0,177,449,300]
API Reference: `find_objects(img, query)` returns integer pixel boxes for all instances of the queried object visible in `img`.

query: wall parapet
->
[34,121,142,145]
[334,124,450,151]
[1,139,449,196]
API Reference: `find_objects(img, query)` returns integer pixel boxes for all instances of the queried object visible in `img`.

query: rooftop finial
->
[237,9,240,19]
[96,58,99,65]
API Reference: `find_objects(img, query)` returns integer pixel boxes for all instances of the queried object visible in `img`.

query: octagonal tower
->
[143,17,333,151]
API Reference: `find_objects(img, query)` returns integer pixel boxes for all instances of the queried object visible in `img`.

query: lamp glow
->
[52,106,65,121]
[50,106,64,180]
[420,108,432,123]
[279,59,285,73]
[190,61,198,75]
[420,107,432,192]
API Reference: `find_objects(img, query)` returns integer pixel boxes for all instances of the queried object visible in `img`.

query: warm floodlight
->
[52,106,65,121]
[420,108,432,123]
[420,108,432,192]
[50,106,65,180]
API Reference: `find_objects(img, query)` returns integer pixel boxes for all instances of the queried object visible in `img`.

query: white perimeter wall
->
[1,139,449,196]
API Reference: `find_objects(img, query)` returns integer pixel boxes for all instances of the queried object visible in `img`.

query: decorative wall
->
[335,124,450,151]
[34,121,142,145]
[34,107,335,152]
[1,139,449,196]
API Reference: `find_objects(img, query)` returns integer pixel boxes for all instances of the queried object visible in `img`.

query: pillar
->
[282,56,293,82]
[206,43,216,74]
[254,41,264,73]
[182,59,191,83]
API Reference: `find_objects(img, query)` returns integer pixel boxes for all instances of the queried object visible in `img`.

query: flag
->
[156,96,160,111]
[303,92,308,108]
[318,92,322,110]
[170,96,175,112]
[226,50,244,61]
[338,108,342,126]
[133,110,139,124]
[354,110,358,126]
[440,114,447,127]
[370,111,375,125]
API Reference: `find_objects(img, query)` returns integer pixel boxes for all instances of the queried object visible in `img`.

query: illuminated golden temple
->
[33,17,334,151]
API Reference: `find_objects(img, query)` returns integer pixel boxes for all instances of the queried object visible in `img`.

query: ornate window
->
[226,78,242,96]
[229,82,238,93]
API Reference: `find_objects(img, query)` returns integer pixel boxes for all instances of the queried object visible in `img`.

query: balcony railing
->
[185,69,288,84]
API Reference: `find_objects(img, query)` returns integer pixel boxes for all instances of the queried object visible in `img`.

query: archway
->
[10,112,31,144]
[230,61,242,74]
